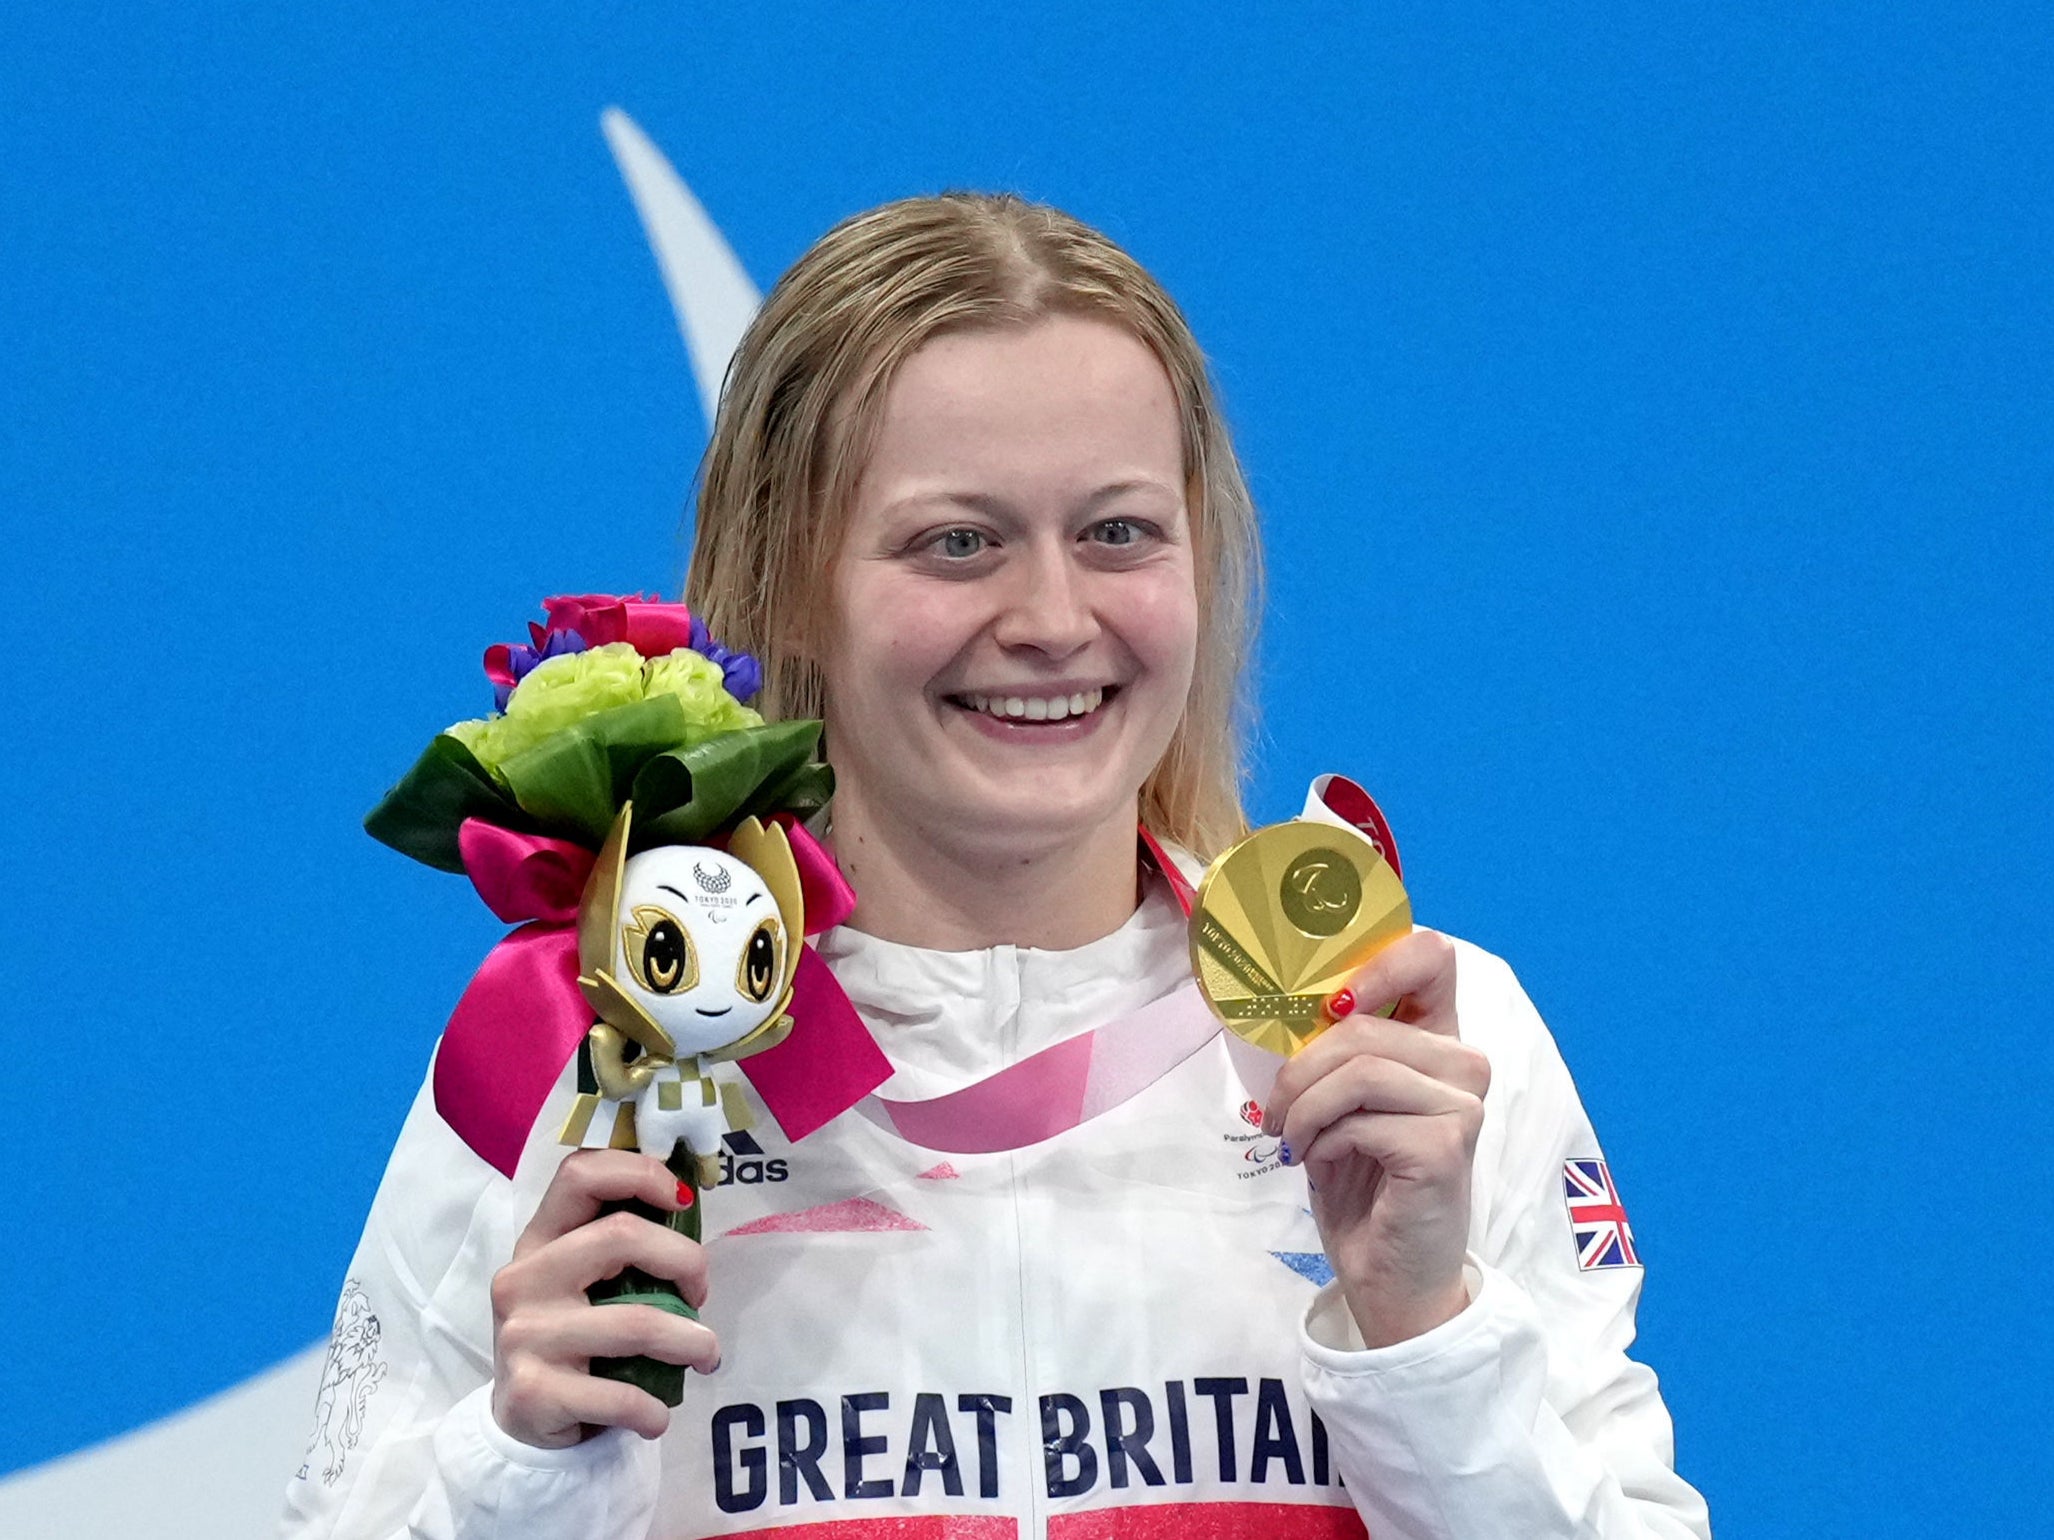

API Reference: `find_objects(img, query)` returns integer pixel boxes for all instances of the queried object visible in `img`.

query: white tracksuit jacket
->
[281,876,1711,1540]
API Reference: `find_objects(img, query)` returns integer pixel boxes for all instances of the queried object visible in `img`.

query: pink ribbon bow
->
[435,817,888,1178]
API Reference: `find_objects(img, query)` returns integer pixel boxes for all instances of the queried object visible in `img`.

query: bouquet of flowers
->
[367,593,888,1405]
[369,592,824,873]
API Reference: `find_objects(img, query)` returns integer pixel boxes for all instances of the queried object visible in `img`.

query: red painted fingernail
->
[676,1180,695,1208]
[1325,989,1356,1021]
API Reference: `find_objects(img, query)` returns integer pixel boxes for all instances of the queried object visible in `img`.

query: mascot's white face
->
[613,845,789,1057]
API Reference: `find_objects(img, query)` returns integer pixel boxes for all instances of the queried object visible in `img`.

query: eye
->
[1089,517,1161,548]
[929,527,988,560]
[737,916,783,1003]
[625,905,697,994]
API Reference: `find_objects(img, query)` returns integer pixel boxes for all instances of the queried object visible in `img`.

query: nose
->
[992,540,1099,660]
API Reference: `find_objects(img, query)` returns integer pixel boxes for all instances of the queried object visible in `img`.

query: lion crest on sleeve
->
[297,1278,389,1486]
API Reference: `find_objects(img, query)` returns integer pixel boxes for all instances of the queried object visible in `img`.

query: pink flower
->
[540,593,697,658]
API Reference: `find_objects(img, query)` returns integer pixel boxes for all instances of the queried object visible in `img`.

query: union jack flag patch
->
[1564,1158,1641,1270]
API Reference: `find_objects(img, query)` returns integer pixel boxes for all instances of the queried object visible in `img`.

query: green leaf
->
[498,731,615,845]
[363,733,533,874]
[365,705,831,873]
[498,696,701,847]
[747,756,834,821]
[631,720,826,848]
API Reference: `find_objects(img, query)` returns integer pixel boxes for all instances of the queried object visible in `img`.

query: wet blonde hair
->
[686,192,1259,859]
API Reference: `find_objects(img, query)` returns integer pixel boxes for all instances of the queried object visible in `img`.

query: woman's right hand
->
[489,1149,720,1448]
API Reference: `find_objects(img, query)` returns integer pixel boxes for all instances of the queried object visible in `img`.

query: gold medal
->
[1190,820,1411,1056]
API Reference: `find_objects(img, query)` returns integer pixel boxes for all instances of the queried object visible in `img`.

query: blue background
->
[4,5,2049,1533]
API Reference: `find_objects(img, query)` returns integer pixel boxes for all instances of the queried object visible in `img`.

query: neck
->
[826,789,1141,951]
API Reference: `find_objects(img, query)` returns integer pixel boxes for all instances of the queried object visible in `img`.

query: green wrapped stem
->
[587,1145,704,1408]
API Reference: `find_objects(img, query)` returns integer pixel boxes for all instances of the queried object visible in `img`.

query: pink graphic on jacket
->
[720,1197,928,1236]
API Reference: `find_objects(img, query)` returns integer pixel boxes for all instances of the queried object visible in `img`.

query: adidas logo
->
[717,1129,789,1187]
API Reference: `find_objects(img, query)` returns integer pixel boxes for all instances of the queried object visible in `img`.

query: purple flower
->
[485,626,588,712]
[689,615,763,704]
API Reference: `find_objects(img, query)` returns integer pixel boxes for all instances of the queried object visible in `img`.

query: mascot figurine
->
[566,807,805,1185]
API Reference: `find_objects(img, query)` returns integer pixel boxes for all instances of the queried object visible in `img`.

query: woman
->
[285,194,1711,1538]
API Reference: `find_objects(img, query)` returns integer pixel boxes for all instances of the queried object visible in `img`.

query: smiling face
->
[612,844,789,1056]
[821,314,1200,864]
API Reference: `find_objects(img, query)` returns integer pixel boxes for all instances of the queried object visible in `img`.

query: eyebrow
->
[882,479,1180,522]
[746,893,763,905]
[658,885,689,902]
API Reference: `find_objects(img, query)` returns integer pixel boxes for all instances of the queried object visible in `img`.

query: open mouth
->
[947,685,1114,723]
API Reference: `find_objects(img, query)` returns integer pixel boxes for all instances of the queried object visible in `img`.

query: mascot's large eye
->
[625,905,697,994]
[737,916,782,1004]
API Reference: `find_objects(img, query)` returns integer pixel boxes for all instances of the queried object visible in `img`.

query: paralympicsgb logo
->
[1226,1098,1283,1178]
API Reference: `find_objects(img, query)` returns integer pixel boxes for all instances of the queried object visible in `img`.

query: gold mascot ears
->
[726,816,806,1015]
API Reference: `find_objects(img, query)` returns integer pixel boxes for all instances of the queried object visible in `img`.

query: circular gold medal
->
[1189,820,1411,1056]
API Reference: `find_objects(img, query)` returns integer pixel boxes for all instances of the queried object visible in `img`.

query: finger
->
[1343,929,1460,1034]
[516,1150,693,1258]
[1266,1016,1489,1132]
[511,1210,712,1304]
[496,1357,675,1443]
[1264,1014,1487,1139]
[502,1301,723,1375]
[1340,1018,1488,1097]
[1277,1054,1478,1168]
[1299,1105,1480,1184]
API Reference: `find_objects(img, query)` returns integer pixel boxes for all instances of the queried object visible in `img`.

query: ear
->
[579,802,633,981]
[727,816,806,1009]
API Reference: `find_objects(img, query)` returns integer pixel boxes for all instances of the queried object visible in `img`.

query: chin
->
[949,778,1140,853]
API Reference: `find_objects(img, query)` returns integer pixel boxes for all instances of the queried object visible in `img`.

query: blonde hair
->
[686,192,1259,859]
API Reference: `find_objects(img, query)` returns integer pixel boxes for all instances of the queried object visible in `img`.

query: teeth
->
[960,688,1106,722]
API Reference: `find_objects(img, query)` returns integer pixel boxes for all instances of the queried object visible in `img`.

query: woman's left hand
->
[1262,929,1489,1347]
